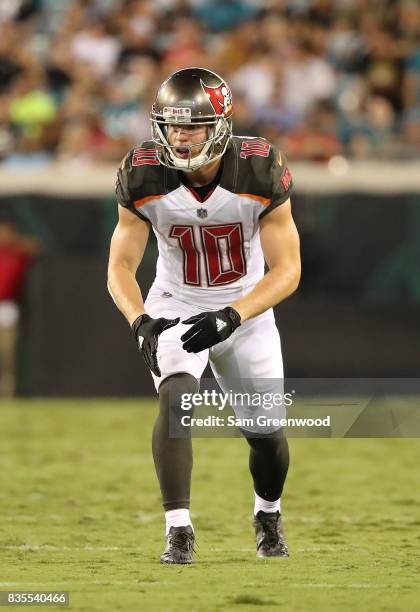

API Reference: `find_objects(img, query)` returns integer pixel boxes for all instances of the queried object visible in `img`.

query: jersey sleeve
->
[115,150,150,222]
[258,146,293,220]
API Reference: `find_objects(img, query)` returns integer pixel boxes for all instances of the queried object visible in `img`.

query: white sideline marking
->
[0,512,163,523]
[288,584,391,589]
[0,516,37,522]
[0,582,159,588]
[2,545,122,551]
[0,582,390,589]
[2,544,352,554]
[134,512,162,523]
[210,548,254,552]
[3,514,407,525]
[209,547,350,553]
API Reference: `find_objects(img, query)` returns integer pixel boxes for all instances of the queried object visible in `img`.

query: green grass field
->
[1,399,419,612]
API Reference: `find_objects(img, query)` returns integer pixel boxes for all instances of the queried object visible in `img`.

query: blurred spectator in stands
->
[229,91,259,136]
[326,15,367,73]
[0,214,41,397]
[9,68,57,139]
[398,0,419,41]
[0,96,15,161]
[401,107,420,158]
[56,119,97,166]
[361,25,404,113]
[282,39,336,119]
[71,18,120,79]
[0,0,418,161]
[100,79,149,150]
[0,23,23,94]
[45,40,74,104]
[162,17,207,71]
[346,95,397,159]
[231,50,277,111]
[248,57,298,136]
[2,67,57,167]
[116,2,159,60]
[192,0,257,33]
[403,44,420,110]
[0,0,38,23]
[283,99,342,161]
[1,133,54,168]
[213,19,263,73]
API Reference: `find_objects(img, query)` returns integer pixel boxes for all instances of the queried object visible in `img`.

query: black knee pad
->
[159,373,199,405]
[158,373,199,429]
[242,427,286,454]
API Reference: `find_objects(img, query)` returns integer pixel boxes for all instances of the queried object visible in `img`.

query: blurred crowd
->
[0,0,419,165]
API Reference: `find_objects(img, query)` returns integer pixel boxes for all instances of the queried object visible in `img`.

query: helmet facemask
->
[151,115,232,172]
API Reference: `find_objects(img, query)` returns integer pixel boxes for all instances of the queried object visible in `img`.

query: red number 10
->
[169,223,246,286]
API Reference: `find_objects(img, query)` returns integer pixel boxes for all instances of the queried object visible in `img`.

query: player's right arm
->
[108,203,180,377]
[110,147,180,376]
[107,204,150,326]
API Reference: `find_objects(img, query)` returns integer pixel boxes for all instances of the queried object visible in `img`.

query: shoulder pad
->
[221,136,293,217]
[116,141,179,219]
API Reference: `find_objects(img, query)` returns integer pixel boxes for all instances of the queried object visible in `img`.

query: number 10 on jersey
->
[169,223,246,287]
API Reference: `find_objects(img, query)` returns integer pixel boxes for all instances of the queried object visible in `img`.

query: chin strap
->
[167,139,213,171]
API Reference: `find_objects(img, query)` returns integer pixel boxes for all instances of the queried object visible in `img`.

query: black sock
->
[153,373,199,511]
[243,429,290,502]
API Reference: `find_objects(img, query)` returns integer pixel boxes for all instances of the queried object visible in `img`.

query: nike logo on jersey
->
[216,318,227,332]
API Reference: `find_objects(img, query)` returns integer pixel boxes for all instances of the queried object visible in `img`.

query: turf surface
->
[0,399,419,611]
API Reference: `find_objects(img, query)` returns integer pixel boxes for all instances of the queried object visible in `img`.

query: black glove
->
[181,307,241,353]
[132,314,180,376]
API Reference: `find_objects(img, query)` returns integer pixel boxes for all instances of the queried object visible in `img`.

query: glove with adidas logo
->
[181,307,241,353]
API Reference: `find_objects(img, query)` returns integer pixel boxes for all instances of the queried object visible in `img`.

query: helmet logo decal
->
[201,80,232,116]
[163,107,192,122]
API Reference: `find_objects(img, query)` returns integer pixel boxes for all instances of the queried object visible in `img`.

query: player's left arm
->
[230,198,301,322]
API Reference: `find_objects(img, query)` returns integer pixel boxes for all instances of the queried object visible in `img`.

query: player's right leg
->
[144,288,208,563]
[154,373,198,564]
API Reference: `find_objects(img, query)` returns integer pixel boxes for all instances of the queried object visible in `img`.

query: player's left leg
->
[244,429,290,557]
[245,429,289,508]
[209,308,290,557]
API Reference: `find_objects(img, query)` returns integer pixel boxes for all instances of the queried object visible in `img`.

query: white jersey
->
[116,136,293,308]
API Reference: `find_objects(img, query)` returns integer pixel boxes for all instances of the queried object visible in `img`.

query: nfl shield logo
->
[197,208,207,219]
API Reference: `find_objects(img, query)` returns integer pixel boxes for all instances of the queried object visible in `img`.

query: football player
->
[108,68,301,564]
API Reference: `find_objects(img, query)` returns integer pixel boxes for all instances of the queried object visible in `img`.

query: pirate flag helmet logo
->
[150,67,233,171]
[200,80,233,117]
